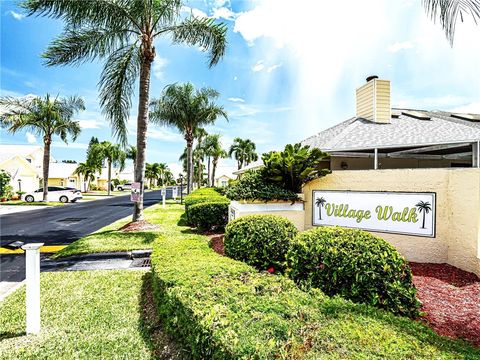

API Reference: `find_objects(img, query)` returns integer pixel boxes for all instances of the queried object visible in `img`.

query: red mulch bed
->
[207,237,480,347]
[410,262,480,347]
[119,220,160,232]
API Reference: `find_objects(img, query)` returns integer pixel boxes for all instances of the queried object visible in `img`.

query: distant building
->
[0,145,44,192]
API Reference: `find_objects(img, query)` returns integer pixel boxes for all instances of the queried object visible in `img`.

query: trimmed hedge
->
[150,223,479,359]
[286,226,421,317]
[189,201,230,231]
[225,171,299,202]
[224,215,297,272]
[184,188,229,224]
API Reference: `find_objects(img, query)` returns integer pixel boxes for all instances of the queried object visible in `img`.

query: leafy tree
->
[74,162,97,192]
[91,141,126,195]
[205,134,227,186]
[0,94,84,201]
[22,0,227,221]
[262,143,330,193]
[229,138,258,170]
[150,83,227,193]
[0,170,12,198]
[423,0,480,45]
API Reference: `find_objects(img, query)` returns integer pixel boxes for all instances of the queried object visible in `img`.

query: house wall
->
[330,156,460,171]
[0,157,40,193]
[302,168,480,276]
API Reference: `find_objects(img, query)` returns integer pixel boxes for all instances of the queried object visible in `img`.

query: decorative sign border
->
[312,190,436,237]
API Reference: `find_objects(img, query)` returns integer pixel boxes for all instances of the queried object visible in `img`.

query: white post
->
[21,243,43,334]
[374,148,378,170]
[162,187,166,209]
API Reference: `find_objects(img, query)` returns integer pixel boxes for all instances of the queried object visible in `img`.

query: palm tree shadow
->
[138,272,189,360]
[0,331,25,341]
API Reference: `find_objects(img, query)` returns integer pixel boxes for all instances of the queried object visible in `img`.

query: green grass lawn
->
[0,201,65,206]
[53,201,178,258]
[0,270,184,359]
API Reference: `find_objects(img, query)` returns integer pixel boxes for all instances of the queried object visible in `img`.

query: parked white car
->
[116,183,132,191]
[23,186,83,203]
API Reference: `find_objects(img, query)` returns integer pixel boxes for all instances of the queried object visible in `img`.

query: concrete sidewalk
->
[0,205,54,215]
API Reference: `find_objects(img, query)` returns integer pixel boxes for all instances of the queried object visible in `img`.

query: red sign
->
[131,182,141,202]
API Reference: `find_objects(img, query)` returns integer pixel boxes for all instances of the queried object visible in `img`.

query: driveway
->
[0,190,163,282]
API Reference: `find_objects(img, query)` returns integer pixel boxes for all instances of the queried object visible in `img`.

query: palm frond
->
[99,42,141,145]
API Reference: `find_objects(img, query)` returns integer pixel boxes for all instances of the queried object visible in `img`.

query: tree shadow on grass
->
[0,331,25,341]
[138,272,190,360]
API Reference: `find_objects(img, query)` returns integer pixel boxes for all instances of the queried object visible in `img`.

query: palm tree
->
[157,163,169,186]
[194,128,208,189]
[206,134,227,186]
[145,163,158,188]
[74,162,96,192]
[22,0,227,221]
[0,94,84,201]
[423,0,480,45]
[150,83,227,193]
[126,145,137,171]
[316,197,326,220]
[415,201,432,229]
[91,141,126,196]
[229,138,258,170]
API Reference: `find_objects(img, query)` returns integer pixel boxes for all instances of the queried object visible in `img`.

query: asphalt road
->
[0,190,163,282]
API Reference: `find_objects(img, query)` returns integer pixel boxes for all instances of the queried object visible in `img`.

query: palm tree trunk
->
[133,51,153,221]
[211,158,217,187]
[42,136,51,202]
[107,160,112,196]
[422,212,426,229]
[186,137,194,194]
[197,158,202,189]
[207,156,211,187]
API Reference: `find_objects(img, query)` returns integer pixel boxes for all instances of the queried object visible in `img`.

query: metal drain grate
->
[131,257,151,268]
[57,217,87,223]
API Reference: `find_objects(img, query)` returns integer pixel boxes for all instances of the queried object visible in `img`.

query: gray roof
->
[302,109,480,152]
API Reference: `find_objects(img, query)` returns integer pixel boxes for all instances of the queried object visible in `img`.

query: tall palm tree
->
[126,145,137,171]
[316,197,326,220]
[0,94,84,201]
[74,162,97,192]
[229,137,258,170]
[415,201,432,229]
[150,83,227,193]
[145,163,158,188]
[157,162,169,186]
[423,0,480,45]
[194,128,208,189]
[206,134,227,186]
[22,0,227,221]
[91,141,126,196]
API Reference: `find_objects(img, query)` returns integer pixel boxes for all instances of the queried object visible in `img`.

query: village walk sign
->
[312,190,436,237]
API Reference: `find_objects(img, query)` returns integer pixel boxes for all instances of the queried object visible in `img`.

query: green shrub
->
[224,171,299,202]
[151,219,478,359]
[286,226,421,317]
[224,215,298,272]
[189,201,230,231]
[184,188,229,224]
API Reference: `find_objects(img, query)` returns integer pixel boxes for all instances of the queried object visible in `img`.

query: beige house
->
[0,145,44,192]
[48,162,82,189]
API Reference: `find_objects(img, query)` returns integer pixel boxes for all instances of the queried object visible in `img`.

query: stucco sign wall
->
[312,190,436,237]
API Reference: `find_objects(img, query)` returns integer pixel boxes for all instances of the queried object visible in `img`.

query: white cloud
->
[394,94,473,110]
[267,63,282,72]
[251,60,265,72]
[449,102,480,114]
[147,127,183,142]
[213,7,236,20]
[227,97,245,103]
[388,41,415,53]
[7,11,25,20]
[233,76,238,81]
[152,56,168,79]
[181,6,208,18]
[52,141,88,149]
[78,119,103,129]
[168,163,184,177]
[25,132,36,144]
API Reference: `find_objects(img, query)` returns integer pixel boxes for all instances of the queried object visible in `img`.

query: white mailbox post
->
[161,187,166,209]
[21,243,43,334]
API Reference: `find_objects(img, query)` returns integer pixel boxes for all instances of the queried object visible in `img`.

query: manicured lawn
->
[53,201,178,258]
[0,201,65,206]
[0,270,183,359]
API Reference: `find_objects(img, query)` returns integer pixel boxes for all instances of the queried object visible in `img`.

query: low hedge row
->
[150,229,478,359]
[184,188,230,228]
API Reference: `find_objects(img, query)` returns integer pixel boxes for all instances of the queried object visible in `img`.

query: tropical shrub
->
[262,143,330,193]
[189,201,230,231]
[0,170,12,198]
[184,187,229,224]
[225,171,299,202]
[224,215,298,272]
[286,227,421,317]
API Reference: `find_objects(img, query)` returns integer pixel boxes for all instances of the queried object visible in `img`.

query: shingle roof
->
[301,109,480,151]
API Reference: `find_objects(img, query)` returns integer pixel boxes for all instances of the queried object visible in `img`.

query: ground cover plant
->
[225,171,299,202]
[224,214,297,272]
[287,226,421,317]
[149,203,479,358]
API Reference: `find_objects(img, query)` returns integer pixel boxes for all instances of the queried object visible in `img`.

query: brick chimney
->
[356,76,391,124]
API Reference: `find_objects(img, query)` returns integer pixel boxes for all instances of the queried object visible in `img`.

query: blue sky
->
[2,0,480,175]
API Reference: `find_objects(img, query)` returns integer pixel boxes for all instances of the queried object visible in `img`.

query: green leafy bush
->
[224,215,298,272]
[224,171,299,202]
[0,170,12,198]
[189,201,230,231]
[184,188,229,224]
[150,216,478,359]
[286,226,421,317]
[262,143,330,193]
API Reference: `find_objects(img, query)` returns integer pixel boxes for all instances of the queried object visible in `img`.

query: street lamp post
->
[18,178,22,192]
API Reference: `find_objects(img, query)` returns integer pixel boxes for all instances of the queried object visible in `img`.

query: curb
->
[48,249,152,262]
[0,280,25,303]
